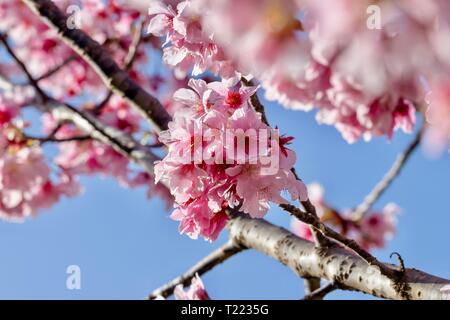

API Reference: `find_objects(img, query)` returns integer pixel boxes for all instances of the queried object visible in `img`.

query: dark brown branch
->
[23,0,171,131]
[303,277,322,297]
[241,78,270,126]
[26,134,91,144]
[0,33,47,100]
[148,240,246,299]
[352,125,423,221]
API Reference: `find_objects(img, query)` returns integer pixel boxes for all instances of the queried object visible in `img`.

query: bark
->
[228,216,450,300]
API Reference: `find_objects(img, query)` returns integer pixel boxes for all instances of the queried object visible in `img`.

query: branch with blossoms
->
[0,0,448,300]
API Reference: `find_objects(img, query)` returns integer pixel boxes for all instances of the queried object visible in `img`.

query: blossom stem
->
[35,55,77,82]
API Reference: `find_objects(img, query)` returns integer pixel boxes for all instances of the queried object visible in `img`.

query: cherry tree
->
[0,0,449,300]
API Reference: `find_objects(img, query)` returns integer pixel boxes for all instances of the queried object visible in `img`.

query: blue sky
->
[0,91,448,299]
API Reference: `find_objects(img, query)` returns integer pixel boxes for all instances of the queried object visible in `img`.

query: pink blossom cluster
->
[0,0,160,99]
[155,77,307,240]
[147,0,236,79]
[291,183,400,251]
[41,98,171,202]
[0,1,177,221]
[148,0,450,149]
[0,101,81,220]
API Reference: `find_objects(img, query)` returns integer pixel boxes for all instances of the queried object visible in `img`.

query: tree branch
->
[279,203,399,282]
[303,277,322,297]
[352,126,424,221]
[148,240,246,299]
[25,133,91,144]
[228,215,450,300]
[23,0,171,131]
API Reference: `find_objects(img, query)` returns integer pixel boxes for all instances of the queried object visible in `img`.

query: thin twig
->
[124,19,144,69]
[302,282,338,300]
[148,240,246,299]
[36,55,77,82]
[303,277,321,297]
[352,125,424,221]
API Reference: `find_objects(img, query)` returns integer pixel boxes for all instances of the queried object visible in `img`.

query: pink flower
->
[291,183,326,241]
[0,147,49,191]
[0,99,20,126]
[425,78,450,155]
[171,198,228,241]
[174,274,211,300]
[0,145,80,220]
[156,78,307,239]
[98,96,142,134]
[147,0,236,78]
[351,203,401,251]
[291,219,313,241]
[291,183,400,251]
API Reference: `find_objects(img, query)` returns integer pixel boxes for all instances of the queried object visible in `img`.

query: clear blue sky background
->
[0,96,448,300]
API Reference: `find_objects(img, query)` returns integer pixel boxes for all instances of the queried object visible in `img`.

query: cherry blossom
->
[291,183,400,251]
[425,78,450,155]
[0,143,81,221]
[147,0,236,79]
[174,273,210,300]
[350,203,400,251]
[156,77,307,240]
[146,0,426,143]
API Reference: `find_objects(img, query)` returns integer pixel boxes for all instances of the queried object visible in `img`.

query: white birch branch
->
[228,215,450,300]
